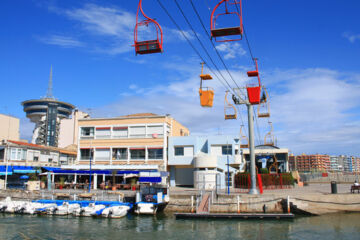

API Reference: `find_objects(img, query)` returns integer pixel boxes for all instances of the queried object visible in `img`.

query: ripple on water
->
[1,213,360,240]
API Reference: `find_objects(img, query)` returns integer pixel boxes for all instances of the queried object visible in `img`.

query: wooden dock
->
[174,213,294,220]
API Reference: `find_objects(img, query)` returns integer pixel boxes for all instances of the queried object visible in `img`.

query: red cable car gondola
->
[246,58,262,104]
[210,0,243,42]
[134,0,163,55]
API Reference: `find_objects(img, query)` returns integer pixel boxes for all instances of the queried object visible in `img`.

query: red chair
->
[210,0,243,42]
[134,0,163,55]
[246,59,262,104]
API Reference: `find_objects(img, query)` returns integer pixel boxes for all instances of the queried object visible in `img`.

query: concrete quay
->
[1,183,359,216]
[166,184,360,215]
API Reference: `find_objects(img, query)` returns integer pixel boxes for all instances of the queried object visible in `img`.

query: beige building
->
[0,114,20,142]
[0,140,76,168]
[68,113,189,172]
[58,110,90,148]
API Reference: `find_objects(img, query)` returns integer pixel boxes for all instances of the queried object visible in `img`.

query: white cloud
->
[91,66,360,156]
[343,32,360,43]
[37,35,84,48]
[41,3,193,55]
[267,68,360,155]
[216,42,246,59]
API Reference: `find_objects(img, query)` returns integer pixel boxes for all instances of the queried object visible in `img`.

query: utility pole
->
[247,104,258,194]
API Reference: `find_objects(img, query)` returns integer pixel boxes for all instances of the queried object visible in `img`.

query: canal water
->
[1,213,360,240]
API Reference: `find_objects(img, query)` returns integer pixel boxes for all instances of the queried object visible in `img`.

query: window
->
[33,156,39,162]
[95,127,111,139]
[113,127,128,138]
[174,147,184,156]
[222,145,232,155]
[112,148,128,160]
[80,149,93,160]
[96,148,110,160]
[148,148,163,159]
[81,127,94,139]
[130,149,145,160]
[129,126,146,138]
[10,148,26,160]
[147,125,163,138]
[48,158,53,163]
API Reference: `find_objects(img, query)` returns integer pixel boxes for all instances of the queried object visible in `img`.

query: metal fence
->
[299,172,360,183]
[234,173,294,191]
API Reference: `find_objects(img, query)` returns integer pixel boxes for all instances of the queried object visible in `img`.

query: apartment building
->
[290,154,330,172]
[330,155,341,171]
[0,140,76,175]
[71,113,189,173]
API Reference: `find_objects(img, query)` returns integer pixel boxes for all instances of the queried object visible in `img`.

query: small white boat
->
[73,203,106,217]
[0,197,12,212]
[53,202,80,215]
[34,203,57,214]
[135,184,169,215]
[4,200,26,214]
[135,202,157,215]
[22,202,44,215]
[100,205,130,218]
[14,201,31,214]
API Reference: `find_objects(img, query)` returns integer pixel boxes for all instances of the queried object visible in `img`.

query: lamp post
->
[227,153,230,195]
[226,138,230,195]
[88,148,93,193]
[4,143,9,190]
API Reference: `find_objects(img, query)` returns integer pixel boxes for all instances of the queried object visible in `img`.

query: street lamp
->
[88,148,93,193]
[4,143,9,190]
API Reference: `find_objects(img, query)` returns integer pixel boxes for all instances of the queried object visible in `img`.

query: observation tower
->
[21,67,75,147]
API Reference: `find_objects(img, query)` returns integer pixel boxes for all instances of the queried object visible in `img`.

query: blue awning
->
[0,166,13,176]
[47,169,141,175]
[13,166,38,174]
[42,167,61,171]
[117,171,139,174]
[139,177,162,183]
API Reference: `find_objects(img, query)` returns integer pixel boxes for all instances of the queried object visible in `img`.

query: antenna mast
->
[46,65,54,99]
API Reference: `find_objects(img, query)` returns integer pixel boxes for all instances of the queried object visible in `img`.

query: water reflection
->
[0,213,360,240]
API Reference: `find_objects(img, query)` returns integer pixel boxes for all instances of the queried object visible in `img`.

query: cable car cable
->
[234,2,256,66]
[155,0,232,93]
[253,108,263,146]
[173,0,239,97]
[189,0,243,95]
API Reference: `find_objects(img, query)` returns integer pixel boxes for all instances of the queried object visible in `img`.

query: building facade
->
[22,67,75,147]
[70,113,189,174]
[168,135,243,188]
[168,136,289,189]
[0,140,76,169]
[58,110,90,148]
[22,99,75,147]
[0,114,20,142]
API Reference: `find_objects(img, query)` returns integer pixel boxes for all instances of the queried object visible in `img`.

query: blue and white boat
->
[135,184,169,215]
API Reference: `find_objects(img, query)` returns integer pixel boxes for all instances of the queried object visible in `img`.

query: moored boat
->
[100,205,130,218]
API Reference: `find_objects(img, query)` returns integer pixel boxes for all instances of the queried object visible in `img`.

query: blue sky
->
[1,0,360,155]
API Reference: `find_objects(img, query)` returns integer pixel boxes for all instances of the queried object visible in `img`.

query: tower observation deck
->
[21,67,75,147]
